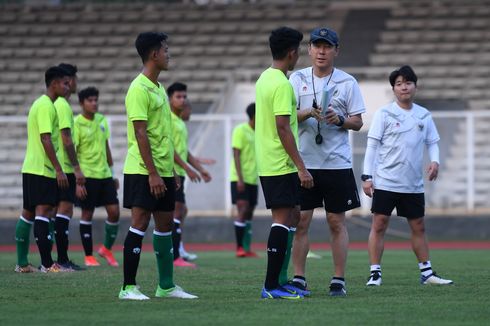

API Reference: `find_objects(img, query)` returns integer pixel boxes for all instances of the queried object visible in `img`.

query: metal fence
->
[1,110,489,216]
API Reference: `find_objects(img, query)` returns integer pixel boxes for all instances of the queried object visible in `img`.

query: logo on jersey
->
[100,124,105,132]
[302,86,308,92]
[133,247,141,254]
[418,123,424,131]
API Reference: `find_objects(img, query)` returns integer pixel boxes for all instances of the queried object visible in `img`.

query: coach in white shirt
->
[287,27,365,297]
[362,65,453,287]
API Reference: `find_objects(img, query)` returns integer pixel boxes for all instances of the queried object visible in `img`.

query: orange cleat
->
[244,251,259,258]
[236,247,247,258]
[84,255,101,267]
[173,257,196,268]
[98,246,119,267]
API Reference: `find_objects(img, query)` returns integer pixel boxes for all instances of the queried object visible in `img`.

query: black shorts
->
[123,174,176,212]
[299,169,360,213]
[371,189,425,219]
[260,172,299,209]
[58,173,76,203]
[175,176,186,203]
[78,178,119,210]
[231,182,258,207]
[22,173,58,211]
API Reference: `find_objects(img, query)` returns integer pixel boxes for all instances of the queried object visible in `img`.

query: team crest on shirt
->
[302,85,308,92]
[100,124,105,132]
[418,123,424,131]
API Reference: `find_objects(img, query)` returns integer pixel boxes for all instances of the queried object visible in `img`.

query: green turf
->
[1,249,489,325]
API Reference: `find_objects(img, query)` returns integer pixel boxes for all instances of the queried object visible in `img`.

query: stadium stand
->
[1,0,490,214]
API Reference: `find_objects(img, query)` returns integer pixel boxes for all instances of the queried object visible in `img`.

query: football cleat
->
[420,272,453,285]
[236,247,247,258]
[261,286,303,300]
[180,248,198,262]
[282,281,311,297]
[98,246,119,267]
[14,264,39,273]
[38,263,62,273]
[329,282,347,297]
[366,271,382,286]
[155,285,198,299]
[119,285,149,300]
[244,251,259,258]
[58,260,85,271]
[306,251,322,259]
[84,255,101,267]
[173,257,196,268]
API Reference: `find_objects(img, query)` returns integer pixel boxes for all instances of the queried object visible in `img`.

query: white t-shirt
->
[368,101,440,193]
[289,67,366,169]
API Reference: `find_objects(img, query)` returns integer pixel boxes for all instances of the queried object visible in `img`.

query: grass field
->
[1,249,489,325]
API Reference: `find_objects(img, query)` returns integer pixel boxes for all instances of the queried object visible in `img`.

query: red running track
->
[1,241,490,253]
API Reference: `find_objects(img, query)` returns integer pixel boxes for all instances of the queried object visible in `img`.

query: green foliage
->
[1,250,489,325]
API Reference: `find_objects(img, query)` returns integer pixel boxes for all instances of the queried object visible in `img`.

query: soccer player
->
[15,66,70,273]
[362,65,453,286]
[118,32,197,300]
[230,103,259,258]
[74,86,120,267]
[255,27,313,299]
[168,83,212,267]
[53,63,86,271]
[288,27,366,296]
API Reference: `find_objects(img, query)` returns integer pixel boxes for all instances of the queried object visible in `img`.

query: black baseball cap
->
[310,27,339,46]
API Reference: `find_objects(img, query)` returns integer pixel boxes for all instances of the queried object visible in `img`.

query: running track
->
[1,241,489,253]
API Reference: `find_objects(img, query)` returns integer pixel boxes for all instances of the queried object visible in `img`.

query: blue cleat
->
[282,281,311,297]
[261,286,303,300]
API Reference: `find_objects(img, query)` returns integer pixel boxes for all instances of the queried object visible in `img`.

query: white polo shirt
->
[289,67,366,169]
[368,102,440,193]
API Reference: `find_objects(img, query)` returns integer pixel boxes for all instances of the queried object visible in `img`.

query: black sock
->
[80,222,93,256]
[331,277,346,287]
[172,220,181,260]
[293,275,307,287]
[55,215,70,264]
[123,229,144,287]
[34,217,53,268]
[264,224,289,290]
[234,222,246,248]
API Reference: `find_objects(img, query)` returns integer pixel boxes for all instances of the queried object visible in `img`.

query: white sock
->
[370,264,381,273]
[419,261,433,277]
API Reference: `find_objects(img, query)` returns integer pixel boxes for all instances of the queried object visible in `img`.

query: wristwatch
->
[361,174,373,182]
[335,115,345,127]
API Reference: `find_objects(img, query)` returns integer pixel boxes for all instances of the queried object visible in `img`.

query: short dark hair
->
[78,86,99,103]
[389,65,418,88]
[135,32,168,63]
[45,66,69,87]
[246,102,255,120]
[269,27,303,60]
[167,82,187,98]
[58,63,77,77]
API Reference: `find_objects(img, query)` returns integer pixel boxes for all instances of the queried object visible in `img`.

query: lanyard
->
[311,67,334,144]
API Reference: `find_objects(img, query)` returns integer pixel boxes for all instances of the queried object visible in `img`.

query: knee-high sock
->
[153,230,175,289]
[234,221,246,249]
[80,221,93,256]
[172,219,181,260]
[123,227,145,287]
[55,214,70,264]
[34,216,54,268]
[104,221,119,250]
[243,221,252,251]
[15,216,33,266]
[279,227,295,285]
[264,224,289,290]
